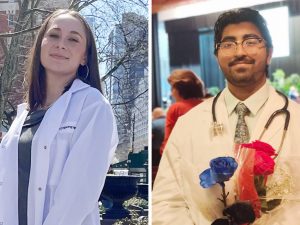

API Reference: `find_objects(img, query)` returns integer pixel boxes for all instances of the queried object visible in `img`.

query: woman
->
[0,9,118,225]
[160,69,204,154]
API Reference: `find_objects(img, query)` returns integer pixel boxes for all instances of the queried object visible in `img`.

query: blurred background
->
[152,0,300,109]
[0,0,148,224]
[151,0,300,183]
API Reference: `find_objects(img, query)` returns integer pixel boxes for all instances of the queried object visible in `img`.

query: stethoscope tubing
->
[212,89,290,156]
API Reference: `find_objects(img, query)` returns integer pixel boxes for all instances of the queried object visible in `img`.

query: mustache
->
[228,56,255,67]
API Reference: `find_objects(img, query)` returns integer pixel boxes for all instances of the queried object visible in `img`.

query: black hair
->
[214,8,273,55]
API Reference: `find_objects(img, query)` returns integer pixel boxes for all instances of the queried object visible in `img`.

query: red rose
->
[241,140,276,175]
[254,151,275,175]
[251,141,277,156]
[242,140,276,157]
[238,140,278,218]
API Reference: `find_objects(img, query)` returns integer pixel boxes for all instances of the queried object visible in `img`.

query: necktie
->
[234,102,250,144]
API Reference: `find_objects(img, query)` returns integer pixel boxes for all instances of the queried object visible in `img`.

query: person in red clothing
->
[160,69,205,154]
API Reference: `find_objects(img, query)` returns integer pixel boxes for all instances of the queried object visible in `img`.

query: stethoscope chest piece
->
[211,121,224,136]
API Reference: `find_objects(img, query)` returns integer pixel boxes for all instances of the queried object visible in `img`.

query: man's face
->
[216,22,272,91]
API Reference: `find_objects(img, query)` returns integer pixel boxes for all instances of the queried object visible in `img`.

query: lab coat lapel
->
[210,92,234,155]
[28,90,71,225]
[251,87,285,150]
[1,105,28,225]
[189,93,234,176]
[182,94,235,221]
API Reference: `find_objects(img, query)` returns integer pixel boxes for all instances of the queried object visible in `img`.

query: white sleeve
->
[43,101,118,225]
[152,118,200,225]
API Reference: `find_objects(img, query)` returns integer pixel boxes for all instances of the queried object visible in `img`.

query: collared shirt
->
[224,81,270,141]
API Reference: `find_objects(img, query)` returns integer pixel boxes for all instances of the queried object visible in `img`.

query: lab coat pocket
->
[47,122,76,185]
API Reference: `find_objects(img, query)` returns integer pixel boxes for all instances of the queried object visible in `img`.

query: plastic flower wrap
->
[199,157,255,225]
[235,140,279,219]
[234,144,261,218]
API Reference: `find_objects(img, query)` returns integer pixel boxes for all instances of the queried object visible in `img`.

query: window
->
[260,6,290,58]
[8,14,14,27]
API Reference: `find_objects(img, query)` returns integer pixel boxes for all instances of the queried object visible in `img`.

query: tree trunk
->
[0,0,30,128]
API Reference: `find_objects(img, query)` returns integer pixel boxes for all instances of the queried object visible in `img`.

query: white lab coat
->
[153,86,300,225]
[0,79,118,225]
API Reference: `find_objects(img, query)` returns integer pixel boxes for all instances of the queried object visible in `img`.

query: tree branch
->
[77,0,99,11]
[0,39,8,56]
[69,0,79,9]
[33,0,42,8]
[24,8,53,16]
[0,25,41,38]
[101,54,128,80]
[111,89,148,106]
[17,0,22,9]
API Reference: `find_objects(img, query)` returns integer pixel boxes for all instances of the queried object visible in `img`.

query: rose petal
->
[252,140,276,156]
[210,157,238,183]
[200,168,216,188]
[254,151,275,175]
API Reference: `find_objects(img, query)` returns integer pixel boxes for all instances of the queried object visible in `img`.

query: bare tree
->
[0,0,148,131]
[80,0,148,158]
[0,0,34,129]
[0,0,98,128]
[0,0,67,128]
[0,1,148,160]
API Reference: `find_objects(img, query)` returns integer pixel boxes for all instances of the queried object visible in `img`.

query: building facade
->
[103,12,148,161]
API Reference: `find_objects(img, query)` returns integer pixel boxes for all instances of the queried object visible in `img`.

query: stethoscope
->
[211,90,290,156]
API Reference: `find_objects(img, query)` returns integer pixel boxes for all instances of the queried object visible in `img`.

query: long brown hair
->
[25,9,102,110]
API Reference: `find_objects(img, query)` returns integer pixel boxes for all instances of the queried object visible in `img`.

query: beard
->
[222,55,266,87]
[225,66,257,87]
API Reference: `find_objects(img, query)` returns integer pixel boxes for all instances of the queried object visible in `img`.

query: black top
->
[18,109,46,225]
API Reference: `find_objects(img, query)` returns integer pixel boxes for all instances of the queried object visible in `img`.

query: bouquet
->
[199,157,255,225]
[199,141,282,225]
[235,141,280,217]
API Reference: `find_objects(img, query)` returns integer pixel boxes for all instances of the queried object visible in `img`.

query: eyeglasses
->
[216,38,266,55]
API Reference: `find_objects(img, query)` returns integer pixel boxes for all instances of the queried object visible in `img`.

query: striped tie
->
[234,102,250,144]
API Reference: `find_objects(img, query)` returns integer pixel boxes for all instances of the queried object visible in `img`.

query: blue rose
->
[200,157,238,188]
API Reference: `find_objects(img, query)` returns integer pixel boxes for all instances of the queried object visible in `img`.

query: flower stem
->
[221,184,227,208]
[217,182,228,208]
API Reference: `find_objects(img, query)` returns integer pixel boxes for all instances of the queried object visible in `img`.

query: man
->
[152,8,300,225]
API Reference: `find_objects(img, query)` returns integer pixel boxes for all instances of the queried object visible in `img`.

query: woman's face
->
[40,14,87,80]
